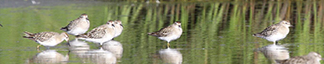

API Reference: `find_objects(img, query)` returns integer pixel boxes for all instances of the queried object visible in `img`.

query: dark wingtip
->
[0,24,3,27]
[75,34,87,38]
[148,32,159,37]
[147,32,152,35]
[60,27,67,31]
[75,35,80,37]
[252,34,257,36]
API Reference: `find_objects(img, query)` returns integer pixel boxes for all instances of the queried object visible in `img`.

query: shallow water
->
[0,0,324,64]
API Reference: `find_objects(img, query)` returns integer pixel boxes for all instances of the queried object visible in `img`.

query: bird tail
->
[23,31,34,38]
[60,27,68,31]
[23,31,35,40]
[76,34,88,38]
[148,32,159,37]
[253,33,262,37]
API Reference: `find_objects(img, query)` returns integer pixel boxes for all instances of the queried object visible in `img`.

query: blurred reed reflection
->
[27,50,69,64]
[256,44,290,64]
[158,48,183,64]
[102,40,123,60]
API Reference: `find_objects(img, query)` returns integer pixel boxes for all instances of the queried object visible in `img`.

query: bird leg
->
[99,43,102,47]
[36,45,41,49]
[45,46,50,50]
[167,42,170,48]
[36,45,41,52]
[273,41,277,45]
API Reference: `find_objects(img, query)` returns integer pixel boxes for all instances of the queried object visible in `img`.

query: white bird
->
[61,14,90,36]
[76,20,115,46]
[23,31,69,49]
[253,20,292,45]
[148,21,182,48]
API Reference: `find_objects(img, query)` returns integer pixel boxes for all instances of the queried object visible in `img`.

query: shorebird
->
[148,21,182,48]
[76,20,115,46]
[113,20,123,38]
[23,31,69,49]
[61,13,90,36]
[253,20,292,45]
[280,52,322,64]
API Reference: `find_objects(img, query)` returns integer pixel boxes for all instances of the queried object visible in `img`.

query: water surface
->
[0,0,323,64]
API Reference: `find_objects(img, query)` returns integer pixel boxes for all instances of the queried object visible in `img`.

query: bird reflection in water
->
[102,40,123,60]
[158,48,183,64]
[27,50,69,64]
[78,48,117,64]
[256,44,289,64]
[68,39,117,64]
[68,39,90,57]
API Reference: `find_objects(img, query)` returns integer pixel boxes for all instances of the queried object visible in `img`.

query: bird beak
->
[289,25,294,27]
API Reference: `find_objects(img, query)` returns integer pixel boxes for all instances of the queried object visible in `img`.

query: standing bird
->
[253,20,292,45]
[76,21,116,46]
[61,14,90,36]
[113,20,123,38]
[23,31,69,49]
[280,52,322,64]
[148,21,182,48]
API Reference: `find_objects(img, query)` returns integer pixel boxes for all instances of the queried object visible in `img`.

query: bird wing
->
[156,26,172,37]
[86,25,108,39]
[34,32,59,42]
[258,24,279,37]
[63,18,83,30]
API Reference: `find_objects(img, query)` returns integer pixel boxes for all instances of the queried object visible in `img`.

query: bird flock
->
[22,13,322,64]
[23,14,124,49]
[23,13,182,49]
